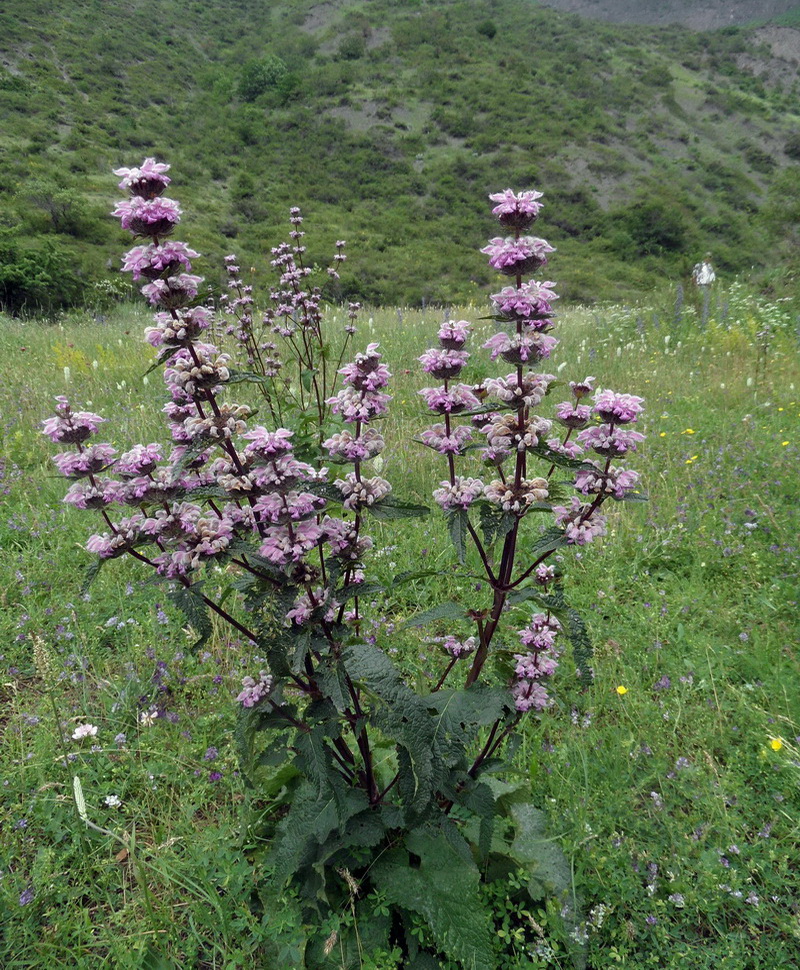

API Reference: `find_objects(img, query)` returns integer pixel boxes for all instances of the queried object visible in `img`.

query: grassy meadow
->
[1,285,799,968]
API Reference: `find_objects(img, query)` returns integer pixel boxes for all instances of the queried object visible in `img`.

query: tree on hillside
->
[23,179,88,236]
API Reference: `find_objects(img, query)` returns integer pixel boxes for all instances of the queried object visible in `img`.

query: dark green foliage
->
[0,230,85,315]
[372,830,496,970]
[237,55,289,102]
[337,34,367,60]
[237,634,573,968]
[606,194,693,258]
[784,130,800,160]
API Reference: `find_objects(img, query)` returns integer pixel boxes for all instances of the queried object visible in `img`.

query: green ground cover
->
[1,281,798,967]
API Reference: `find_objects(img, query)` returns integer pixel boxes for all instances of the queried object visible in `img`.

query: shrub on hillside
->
[0,231,85,316]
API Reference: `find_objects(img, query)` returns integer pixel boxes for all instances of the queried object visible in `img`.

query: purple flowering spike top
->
[489,189,544,231]
[114,157,171,198]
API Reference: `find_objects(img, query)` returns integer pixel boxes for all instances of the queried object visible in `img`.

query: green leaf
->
[424,687,515,782]
[390,568,443,585]
[462,781,496,861]
[506,586,551,609]
[531,526,569,559]
[269,737,370,887]
[445,508,468,563]
[168,442,215,481]
[615,490,649,502]
[338,580,385,602]
[372,830,495,970]
[307,480,347,503]
[506,801,572,903]
[567,608,594,687]
[403,601,466,629]
[424,685,514,731]
[226,368,274,388]
[314,659,351,713]
[269,782,335,885]
[343,644,436,812]
[300,367,317,392]
[234,703,296,786]
[168,581,213,653]
[144,345,181,376]
[366,495,430,521]
[528,441,596,471]
[477,501,516,548]
[81,556,106,593]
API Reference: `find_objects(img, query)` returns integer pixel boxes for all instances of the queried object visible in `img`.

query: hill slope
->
[0,0,798,309]
[534,0,800,30]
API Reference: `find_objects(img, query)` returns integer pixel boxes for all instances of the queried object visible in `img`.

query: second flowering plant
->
[44,164,644,968]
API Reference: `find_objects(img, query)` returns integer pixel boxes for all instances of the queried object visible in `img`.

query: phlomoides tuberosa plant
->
[43,163,645,968]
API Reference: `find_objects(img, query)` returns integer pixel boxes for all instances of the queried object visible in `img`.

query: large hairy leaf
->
[507,801,572,902]
[530,526,570,559]
[373,829,495,970]
[445,507,468,563]
[528,441,596,471]
[168,580,212,653]
[402,601,466,629]
[344,644,436,812]
[366,494,430,520]
[477,500,516,548]
[269,779,369,887]
[424,685,515,762]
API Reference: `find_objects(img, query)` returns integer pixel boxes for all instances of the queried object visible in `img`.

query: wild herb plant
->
[42,162,646,968]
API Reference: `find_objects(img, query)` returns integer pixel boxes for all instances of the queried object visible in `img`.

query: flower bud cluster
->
[325,345,391,525]
[42,396,106,445]
[512,613,561,712]
[236,671,274,708]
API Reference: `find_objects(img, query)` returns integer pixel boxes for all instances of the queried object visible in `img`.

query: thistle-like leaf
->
[529,441,596,471]
[81,556,106,593]
[366,495,430,521]
[477,501,515,548]
[168,581,212,653]
[402,601,466,629]
[567,607,594,687]
[372,829,495,970]
[445,508,468,563]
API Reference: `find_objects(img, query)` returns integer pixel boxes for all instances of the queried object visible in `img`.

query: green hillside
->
[1,0,799,310]
[536,0,800,30]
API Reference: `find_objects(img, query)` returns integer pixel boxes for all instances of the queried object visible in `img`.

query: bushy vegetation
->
[1,0,799,312]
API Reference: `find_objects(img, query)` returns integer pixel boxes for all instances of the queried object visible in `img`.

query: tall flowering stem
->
[42,160,408,796]
[217,214,357,451]
[420,189,645,737]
